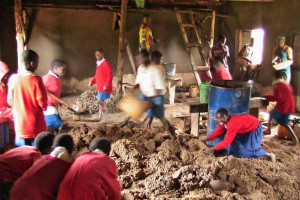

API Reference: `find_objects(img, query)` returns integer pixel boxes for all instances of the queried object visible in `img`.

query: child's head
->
[218,35,227,44]
[95,49,104,61]
[34,131,55,155]
[52,134,74,154]
[89,138,111,156]
[216,108,229,126]
[22,50,39,72]
[139,49,150,65]
[273,70,287,80]
[51,59,66,77]
[151,51,163,65]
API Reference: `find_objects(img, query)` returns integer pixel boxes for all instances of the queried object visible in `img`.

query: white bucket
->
[165,63,176,77]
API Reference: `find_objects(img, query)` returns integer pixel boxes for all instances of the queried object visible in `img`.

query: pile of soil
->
[75,90,121,114]
[67,123,300,200]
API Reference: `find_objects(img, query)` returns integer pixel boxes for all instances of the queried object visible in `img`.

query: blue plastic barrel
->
[206,80,251,147]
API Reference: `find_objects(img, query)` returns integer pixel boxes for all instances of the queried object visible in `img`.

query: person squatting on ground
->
[7,49,48,146]
[57,137,122,200]
[121,49,176,139]
[10,134,74,200]
[42,59,66,134]
[89,49,113,123]
[202,108,276,162]
[0,131,55,199]
[0,61,13,153]
[265,70,299,144]
[272,36,293,83]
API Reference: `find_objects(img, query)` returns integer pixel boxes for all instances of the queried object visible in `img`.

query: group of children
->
[0,132,121,199]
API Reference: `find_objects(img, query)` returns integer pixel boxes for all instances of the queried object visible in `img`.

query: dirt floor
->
[59,93,300,200]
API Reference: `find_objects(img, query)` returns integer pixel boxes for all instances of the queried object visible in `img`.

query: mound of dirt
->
[75,90,121,114]
[67,123,300,200]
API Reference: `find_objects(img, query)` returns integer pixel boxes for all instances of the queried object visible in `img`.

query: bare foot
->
[267,153,276,163]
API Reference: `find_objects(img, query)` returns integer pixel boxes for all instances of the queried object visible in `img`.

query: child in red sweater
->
[7,50,48,146]
[42,59,66,134]
[89,49,113,123]
[265,70,298,144]
[57,137,122,200]
[10,133,74,200]
[0,61,13,153]
[0,131,54,200]
[202,108,275,162]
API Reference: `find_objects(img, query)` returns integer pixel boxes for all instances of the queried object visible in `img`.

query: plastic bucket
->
[207,80,251,147]
[165,63,176,77]
[200,82,210,103]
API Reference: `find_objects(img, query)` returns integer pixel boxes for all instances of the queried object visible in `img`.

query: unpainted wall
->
[221,0,300,86]
[26,8,211,80]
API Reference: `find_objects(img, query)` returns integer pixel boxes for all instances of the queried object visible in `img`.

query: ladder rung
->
[181,24,196,28]
[193,66,210,71]
[186,43,203,47]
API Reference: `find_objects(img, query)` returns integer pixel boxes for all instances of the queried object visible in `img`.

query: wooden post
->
[116,0,128,96]
[125,39,137,75]
[209,10,216,48]
[14,0,26,71]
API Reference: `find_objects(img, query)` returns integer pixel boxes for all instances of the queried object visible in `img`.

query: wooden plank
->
[175,8,202,86]
[209,10,216,48]
[249,97,268,108]
[189,103,208,113]
[191,113,200,137]
[14,0,26,71]
[125,38,136,75]
[186,43,203,47]
[190,13,208,66]
[193,65,210,71]
[116,0,128,96]
[181,23,196,28]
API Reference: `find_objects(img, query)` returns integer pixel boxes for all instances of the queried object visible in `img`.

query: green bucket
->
[200,82,210,103]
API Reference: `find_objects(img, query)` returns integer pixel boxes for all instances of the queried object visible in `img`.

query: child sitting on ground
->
[10,134,74,200]
[57,137,122,200]
[0,132,55,200]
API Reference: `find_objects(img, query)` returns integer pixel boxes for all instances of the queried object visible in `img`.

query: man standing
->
[89,49,113,123]
[139,14,158,54]
[237,38,255,81]
[42,59,66,134]
[272,36,293,83]
[209,35,232,81]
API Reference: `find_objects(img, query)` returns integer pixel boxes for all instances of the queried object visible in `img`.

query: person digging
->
[202,108,276,163]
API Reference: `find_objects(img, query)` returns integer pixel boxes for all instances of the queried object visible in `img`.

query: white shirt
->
[43,70,59,115]
[135,64,166,97]
[96,58,105,66]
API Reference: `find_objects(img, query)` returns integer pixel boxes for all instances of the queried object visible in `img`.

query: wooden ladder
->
[175,8,211,85]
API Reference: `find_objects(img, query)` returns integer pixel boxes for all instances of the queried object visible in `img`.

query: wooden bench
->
[188,97,269,137]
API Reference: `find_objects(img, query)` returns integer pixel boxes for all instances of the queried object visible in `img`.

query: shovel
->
[46,91,88,115]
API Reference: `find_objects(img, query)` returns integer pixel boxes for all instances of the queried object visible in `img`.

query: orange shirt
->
[8,73,47,138]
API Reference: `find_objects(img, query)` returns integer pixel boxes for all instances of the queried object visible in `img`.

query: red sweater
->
[0,83,12,123]
[57,152,122,200]
[208,114,259,150]
[9,74,47,138]
[90,60,113,93]
[42,72,62,107]
[10,154,72,200]
[266,81,295,114]
[0,146,41,184]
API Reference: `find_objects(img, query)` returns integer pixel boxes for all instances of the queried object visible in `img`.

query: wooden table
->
[188,97,269,137]
[166,77,183,104]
